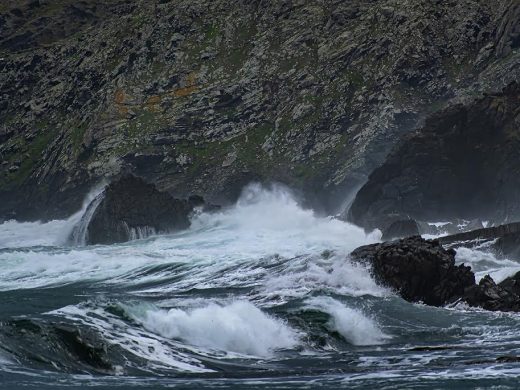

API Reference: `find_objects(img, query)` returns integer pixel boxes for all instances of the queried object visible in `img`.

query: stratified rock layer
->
[1,1,520,220]
[86,175,193,245]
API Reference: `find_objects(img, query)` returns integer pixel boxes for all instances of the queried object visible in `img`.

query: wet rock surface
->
[350,236,520,311]
[85,175,195,245]
[349,82,520,230]
[351,236,475,306]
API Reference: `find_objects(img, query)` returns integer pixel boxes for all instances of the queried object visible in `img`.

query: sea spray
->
[0,184,106,249]
[68,191,105,246]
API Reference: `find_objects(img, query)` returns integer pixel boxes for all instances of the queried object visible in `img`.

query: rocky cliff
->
[1,0,519,220]
[349,81,520,230]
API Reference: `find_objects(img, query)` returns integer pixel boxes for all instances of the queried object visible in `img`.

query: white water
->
[1,183,519,297]
[125,300,299,357]
[3,183,520,385]
[0,183,381,292]
[0,184,106,249]
[305,296,390,346]
[455,247,520,283]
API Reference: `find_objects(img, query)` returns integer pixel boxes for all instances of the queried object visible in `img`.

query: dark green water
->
[1,185,520,389]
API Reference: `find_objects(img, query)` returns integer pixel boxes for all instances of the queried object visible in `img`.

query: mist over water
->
[1,183,520,389]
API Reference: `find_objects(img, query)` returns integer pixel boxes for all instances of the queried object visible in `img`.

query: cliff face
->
[349,82,520,230]
[1,0,519,220]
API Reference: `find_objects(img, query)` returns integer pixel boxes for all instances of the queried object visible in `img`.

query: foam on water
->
[49,304,213,373]
[455,247,520,283]
[0,183,381,291]
[305,296,391,346]
[124,300,299,357]
[0,185,105,249]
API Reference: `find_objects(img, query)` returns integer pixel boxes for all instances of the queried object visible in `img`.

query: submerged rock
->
[351,236,520,311]
[84,175,197,245]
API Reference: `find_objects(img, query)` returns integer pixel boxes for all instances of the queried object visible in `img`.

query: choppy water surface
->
[1,184,520,389]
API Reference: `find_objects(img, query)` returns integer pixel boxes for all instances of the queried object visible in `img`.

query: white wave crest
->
[306,296,391,346]
[0,185,105,249]
[455,247,520,283]
[125,300,299,357]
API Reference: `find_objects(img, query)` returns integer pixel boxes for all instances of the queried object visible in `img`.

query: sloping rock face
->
[381,219,420,240]
[85,175,193,245]
[1,1,520,221]
[349,82,520,230]
[439,222,520,260]
[351,236,475,306]
[351,236,520,311]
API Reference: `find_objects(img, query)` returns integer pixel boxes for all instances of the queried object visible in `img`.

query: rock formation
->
[83,175,196,245]
[349,82,520,230]
[351,236,520,311]
[351,236,475,306]
[1,1,520,221]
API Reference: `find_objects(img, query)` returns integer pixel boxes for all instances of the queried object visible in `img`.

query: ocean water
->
[1,184,520,389]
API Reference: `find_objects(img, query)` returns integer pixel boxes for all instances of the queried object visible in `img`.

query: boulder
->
[84,175,196,245]
[464,275,520,312]
[351,236,475,306]
[381,219,420,240]
[499,271,520,297]
[350,236,520,311]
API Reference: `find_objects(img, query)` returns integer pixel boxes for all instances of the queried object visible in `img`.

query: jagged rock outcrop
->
[350,236,520,311]
[349,82,520,230]
[1,0,520,221]
[464,275,520,312]
[351,236,475,306]
[84,175,195,245]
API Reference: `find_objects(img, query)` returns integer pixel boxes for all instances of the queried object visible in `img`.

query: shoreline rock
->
[81,175,206,245]
[350,236,520,312]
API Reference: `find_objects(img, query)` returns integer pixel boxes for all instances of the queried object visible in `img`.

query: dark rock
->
[440,222,520,246]
[381,219,420,240]
[85,175,194,245]
[349,82,520,230]
[463,275,520,312]
[351,236,520,311]
[499,271,520,297]
[350,236,475,306]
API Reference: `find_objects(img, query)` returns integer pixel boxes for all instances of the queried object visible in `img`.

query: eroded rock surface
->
[85,175,195,245]
[351,236,474,306]
[351,236,520,311]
